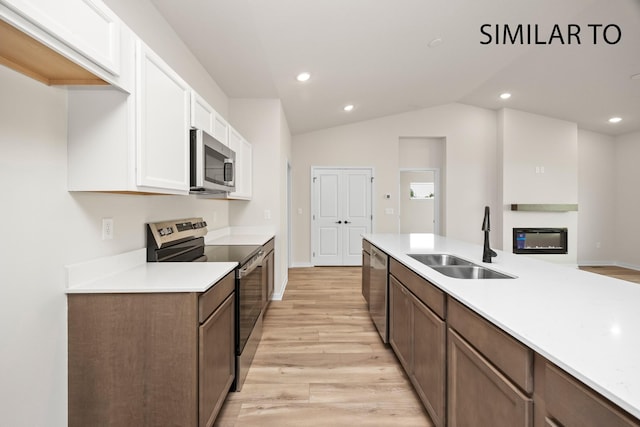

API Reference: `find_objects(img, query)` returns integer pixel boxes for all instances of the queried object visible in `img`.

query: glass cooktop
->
[203,245,261,265]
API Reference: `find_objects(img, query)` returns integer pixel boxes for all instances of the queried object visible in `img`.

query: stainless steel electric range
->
[146,217,265,391]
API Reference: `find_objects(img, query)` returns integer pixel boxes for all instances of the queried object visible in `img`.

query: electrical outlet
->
[102,218,114,240]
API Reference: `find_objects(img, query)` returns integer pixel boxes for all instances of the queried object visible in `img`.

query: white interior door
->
[312,168,372,266]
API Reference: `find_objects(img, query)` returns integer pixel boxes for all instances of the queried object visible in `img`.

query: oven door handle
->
[238,253,265,279]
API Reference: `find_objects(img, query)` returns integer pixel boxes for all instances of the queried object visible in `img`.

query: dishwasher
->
[368,245,389,343]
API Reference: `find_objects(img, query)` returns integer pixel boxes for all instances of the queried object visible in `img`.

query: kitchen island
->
[363,233,640,426]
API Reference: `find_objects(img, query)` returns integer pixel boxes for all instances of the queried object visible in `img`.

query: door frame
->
[398,168,441,235]
[310,166,375,266]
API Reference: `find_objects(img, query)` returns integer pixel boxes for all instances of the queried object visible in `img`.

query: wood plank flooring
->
[214,267,432,427]
[579,265,640,285]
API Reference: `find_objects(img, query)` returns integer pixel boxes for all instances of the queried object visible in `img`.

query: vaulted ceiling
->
[151,0,640,136]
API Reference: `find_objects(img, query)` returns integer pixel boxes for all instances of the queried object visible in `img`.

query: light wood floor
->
[579,265,640,284]
[214,267,432,427]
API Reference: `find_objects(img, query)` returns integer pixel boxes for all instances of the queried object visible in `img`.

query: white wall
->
[499,109,578,265]
[0,65,230,426]
[0,1,234,424]
[577,130,616,264]
[615,131,640,269]
[292,103,498,265]
[229,99,292,298]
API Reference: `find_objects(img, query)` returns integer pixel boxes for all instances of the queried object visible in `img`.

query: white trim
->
[290,262,314,268]
[272,275,289,301]
[578,261,640,271]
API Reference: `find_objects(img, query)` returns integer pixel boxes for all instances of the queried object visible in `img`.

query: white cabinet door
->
[190,90,229,146]
[212,113,229,146]
[136,40,190,191]
[228,127,252,200]
[312,168,373,266]
[191,91,214,135]
[1,0,121,75]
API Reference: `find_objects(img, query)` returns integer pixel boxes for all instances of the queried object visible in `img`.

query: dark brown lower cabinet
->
[534,354,640,427]
[412,292,446,426]
[199,292,235,427]
[389,274,446,427]
[389,276,412,371]
[448,328,533,427]
[68,271,236,427]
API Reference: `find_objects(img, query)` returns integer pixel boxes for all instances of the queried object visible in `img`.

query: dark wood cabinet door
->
[199,293,235,427]
[389,276,412,372]
[448,328,533,427]
[544,363,640,427]
[411,293,446,427]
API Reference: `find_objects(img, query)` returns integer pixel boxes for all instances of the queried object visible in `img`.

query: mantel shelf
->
[510,204,578,212]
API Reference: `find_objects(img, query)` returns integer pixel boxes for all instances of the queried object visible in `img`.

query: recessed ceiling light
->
[500,93,512,100]
[428,37,443,48]
[343,104,355,112]
[609,117,622,123]
[296,72,311,82]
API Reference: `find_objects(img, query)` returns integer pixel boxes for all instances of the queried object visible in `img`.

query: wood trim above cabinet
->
[0,18,107,85]
[448,297,533,394]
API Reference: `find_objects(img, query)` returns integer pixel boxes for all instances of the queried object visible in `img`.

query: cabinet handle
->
[344,220,351,224]
[335,220,342,224]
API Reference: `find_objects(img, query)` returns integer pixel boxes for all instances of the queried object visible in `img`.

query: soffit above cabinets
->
[0,18,107,86]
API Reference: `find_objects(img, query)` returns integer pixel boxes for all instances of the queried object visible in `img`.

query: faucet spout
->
[482,206,497,263]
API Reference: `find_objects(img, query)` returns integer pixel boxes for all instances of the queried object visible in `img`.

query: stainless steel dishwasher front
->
[368,245,389,343]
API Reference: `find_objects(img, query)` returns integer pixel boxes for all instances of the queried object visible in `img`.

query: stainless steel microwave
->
[190,129,235,194]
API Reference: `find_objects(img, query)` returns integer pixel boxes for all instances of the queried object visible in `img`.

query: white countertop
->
[65,248,237,294]
[64,228,274,294]
[205,226,274,246]
[363,233,640,419]
[66,262,237,293]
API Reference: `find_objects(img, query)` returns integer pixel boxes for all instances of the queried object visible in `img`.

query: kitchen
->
[0,0,639,426]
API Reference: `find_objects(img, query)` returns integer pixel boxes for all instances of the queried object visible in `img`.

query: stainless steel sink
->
[407,253,515,279]
[430,265,515,279]
[408,253,475,266]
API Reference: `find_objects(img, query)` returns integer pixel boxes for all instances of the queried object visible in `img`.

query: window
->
[409,182,434,199]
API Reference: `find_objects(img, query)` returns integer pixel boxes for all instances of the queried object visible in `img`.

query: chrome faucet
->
[482,206,497,263]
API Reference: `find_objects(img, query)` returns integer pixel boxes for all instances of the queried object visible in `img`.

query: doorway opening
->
[399,169,440,234]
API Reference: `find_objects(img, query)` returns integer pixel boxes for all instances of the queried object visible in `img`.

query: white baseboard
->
[614,261,640,271]
[578,260,640,271]
[290,262,313,268]
[271,275,288,301]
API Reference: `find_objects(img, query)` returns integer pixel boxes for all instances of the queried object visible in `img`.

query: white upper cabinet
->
[191,91,229,146]
[136,40,191,191]
[0,0,121,76]
[228,126,252,200]
[67,38,191,195]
